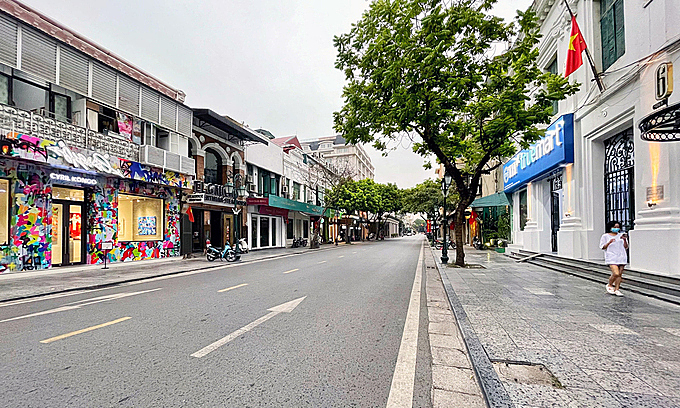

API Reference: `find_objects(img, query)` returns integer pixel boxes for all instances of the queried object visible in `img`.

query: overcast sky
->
[22,0,532,188]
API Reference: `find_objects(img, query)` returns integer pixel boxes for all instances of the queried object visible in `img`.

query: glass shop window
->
[303,220,309,239]
[118,194,164,241]
[0,74,9,105]
[0,179,9,246]
[12,78,47,114]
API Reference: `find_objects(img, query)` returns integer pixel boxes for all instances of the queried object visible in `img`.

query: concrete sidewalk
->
[434,247,680,408]
[0,244,341,302]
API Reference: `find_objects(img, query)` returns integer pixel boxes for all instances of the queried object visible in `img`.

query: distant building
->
[300,135,375,181]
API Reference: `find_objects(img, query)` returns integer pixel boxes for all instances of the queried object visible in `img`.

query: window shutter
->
[91,62,117,106]
[614,0,625,61]
[21,27,57,82]
[177,105,192,136]
[600,8,615,71]
[0,14,17,68]
[59,45,88,95]
[118,74,140,116]
[141,86,159,123]
[160,96,176,130]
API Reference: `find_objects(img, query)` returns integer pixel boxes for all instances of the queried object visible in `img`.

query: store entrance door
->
[51,200,86,266]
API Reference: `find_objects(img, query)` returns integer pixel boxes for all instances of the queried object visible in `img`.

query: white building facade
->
[301,135,375,181]
[508,0,680,278]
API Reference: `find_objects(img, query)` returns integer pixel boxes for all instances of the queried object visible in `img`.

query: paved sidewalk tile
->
[434,248,680,408]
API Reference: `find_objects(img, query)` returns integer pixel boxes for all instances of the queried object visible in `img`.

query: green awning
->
[268,195,326,216]
[470,192,512,208]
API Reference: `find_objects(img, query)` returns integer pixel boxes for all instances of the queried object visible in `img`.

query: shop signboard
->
[188,181,247,207]
[503,114,574,193]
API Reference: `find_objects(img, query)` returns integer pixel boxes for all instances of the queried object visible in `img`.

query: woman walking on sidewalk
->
[600,220,628,296]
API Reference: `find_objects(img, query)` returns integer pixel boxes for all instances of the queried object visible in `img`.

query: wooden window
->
[547,57,558,115]
[601,0,625,71]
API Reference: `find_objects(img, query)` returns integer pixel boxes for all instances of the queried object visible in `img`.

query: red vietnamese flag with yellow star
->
[565,16,587,77]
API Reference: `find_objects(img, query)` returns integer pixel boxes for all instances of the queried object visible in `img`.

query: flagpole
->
[563,0,605,92]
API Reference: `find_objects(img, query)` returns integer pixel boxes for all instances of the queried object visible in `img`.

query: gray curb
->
[429,246,514,408]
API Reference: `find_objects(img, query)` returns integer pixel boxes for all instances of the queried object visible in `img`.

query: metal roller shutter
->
[91,62,117,106]
[118,74,140,116]
[58,45,88,95]
[21,27,57,82]
[177,105,192,136]
[160,96,176,130]
[141,86,159,123]
[0,14,17,68]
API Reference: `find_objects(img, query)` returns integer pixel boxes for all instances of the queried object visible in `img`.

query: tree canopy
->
[334,0,578,264]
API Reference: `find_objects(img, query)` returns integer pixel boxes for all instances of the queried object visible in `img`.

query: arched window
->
[188,139,196,159]
[204,148,222,184]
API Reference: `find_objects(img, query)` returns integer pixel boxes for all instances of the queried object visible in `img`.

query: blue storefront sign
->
[503,114,574,192]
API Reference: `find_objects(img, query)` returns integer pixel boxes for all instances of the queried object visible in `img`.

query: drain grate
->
[492,361,562,388]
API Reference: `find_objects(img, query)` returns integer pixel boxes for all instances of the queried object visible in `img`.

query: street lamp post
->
[441,173,452,264]
[431,204,437,246]
[225,172,248,254]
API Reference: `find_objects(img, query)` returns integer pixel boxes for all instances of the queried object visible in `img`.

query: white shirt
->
[599,233,628,265]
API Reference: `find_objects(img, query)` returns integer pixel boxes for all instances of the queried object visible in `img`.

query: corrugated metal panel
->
[21,27,56,82]
[160,96,176,130]
[177,104,192,136]
[118,74,139,116]
[165,149,181,172]
[91,62,117,106]
[0,14,17,67]
[58,45,88,95]
[181,156,196,176]
[141,86,159,123]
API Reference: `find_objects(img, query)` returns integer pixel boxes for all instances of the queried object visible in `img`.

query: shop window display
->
[118,194,163,241]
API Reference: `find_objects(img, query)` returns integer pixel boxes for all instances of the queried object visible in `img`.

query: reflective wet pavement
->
[436,248,680,408]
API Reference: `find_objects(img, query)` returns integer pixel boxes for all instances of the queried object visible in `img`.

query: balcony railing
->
[0,103,139,162]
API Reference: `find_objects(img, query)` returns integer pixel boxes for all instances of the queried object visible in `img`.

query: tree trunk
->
[454,203,467,267]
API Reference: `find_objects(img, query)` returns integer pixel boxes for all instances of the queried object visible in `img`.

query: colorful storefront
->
[0,131,192,273]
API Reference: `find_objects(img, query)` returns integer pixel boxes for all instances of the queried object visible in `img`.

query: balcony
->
[0,103,139,162]
[141,145,196,176]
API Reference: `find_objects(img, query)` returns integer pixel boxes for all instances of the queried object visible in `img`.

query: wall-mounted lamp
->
[647,200,657,208]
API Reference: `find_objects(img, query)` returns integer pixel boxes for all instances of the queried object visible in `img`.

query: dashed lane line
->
[317,261,327,264]
[283,269,299,274]
[40,317,132,344]
[218,283,248,293]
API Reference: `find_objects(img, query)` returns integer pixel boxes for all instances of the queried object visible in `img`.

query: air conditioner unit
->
[248,184,257,193]
[282,185,289,193]
[246,175,254,184]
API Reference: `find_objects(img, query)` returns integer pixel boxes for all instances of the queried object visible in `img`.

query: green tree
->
[334,0,578,265]
[326,178,380,243]
[373,182,402,236]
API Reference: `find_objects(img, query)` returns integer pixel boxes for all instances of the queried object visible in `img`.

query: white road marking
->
[524,288,554,296]
[283,269,299,274]
[338,256,344,258]
[218,283,248,293]
[317,261,327,264]
[386,242,424,408]
[0,288,161,323]
[0,247,338,308]
[191,296,306,358]
[352,252,357,254]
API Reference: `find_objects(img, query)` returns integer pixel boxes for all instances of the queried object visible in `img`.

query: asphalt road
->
[0,236,432,407]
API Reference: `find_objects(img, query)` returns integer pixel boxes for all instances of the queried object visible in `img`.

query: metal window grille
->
[0,14,17,68]
[91,62,117,106]
[118,74,140,115]
[21,27,56,82]
[604,128,635,232]
[58,45,88,95]
[141,86,159,123]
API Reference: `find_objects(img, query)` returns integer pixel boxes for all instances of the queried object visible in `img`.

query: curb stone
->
[428,245,514,408]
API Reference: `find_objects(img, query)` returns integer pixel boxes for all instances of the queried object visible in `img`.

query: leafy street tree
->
[325,179,402,243]
[402,179,458,242]
[333,0,579,265]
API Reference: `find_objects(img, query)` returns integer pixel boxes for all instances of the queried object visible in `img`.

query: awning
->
[268,195,325,216]
[192,109,269,145]
[470,192,512,208]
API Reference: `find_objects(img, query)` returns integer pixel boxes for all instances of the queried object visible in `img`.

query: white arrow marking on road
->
[0,288,162,323]
[190,296,307,358]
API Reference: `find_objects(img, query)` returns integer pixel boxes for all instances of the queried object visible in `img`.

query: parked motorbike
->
[206,240,241,262]
[472,236,484,250]
[434,239,455,250]
[291,236,308,248]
